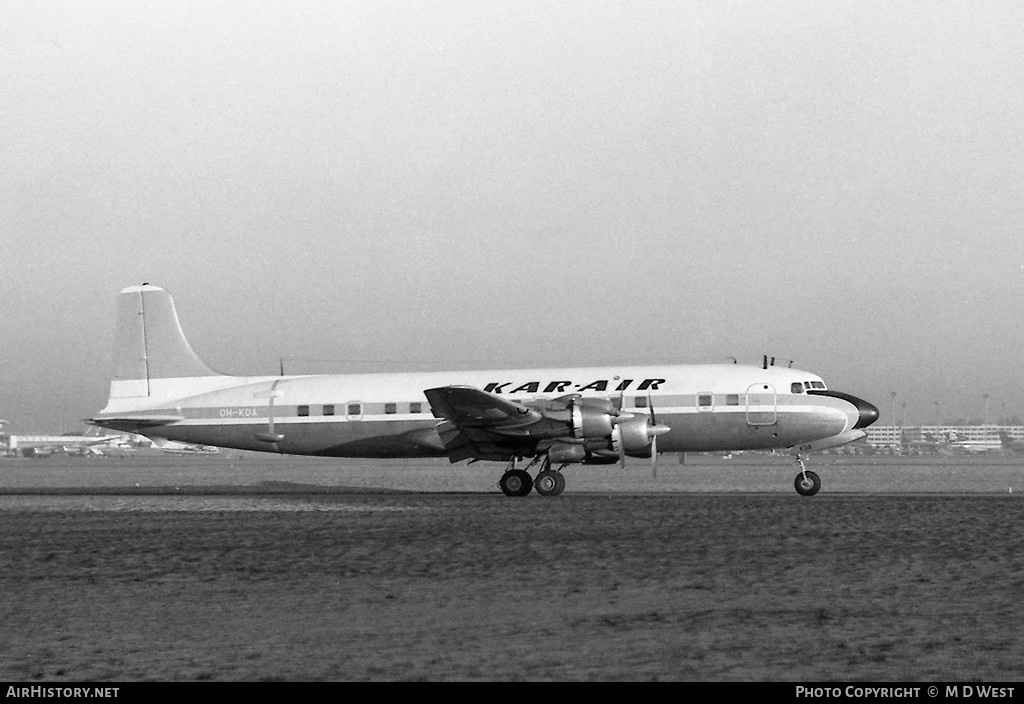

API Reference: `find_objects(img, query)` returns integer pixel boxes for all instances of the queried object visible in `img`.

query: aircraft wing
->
[424,386,542,427]
[424,386,553,462]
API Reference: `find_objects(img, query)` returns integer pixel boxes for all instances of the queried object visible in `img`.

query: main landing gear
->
[793,454,821,497]
[498,454,566,497]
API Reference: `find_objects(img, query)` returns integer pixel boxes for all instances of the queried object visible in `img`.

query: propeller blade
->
[646,392,669,477]
[651,432,658,478]
[646,391,671,438]
[612,425,626,469]
[614,388,626,468]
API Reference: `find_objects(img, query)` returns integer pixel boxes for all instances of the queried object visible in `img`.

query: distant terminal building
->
[862,425,1024,453]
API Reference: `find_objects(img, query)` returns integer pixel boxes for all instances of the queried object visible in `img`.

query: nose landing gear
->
[793,454,821,497]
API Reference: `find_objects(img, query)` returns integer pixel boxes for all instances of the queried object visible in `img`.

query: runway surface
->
[2,453,1023,681]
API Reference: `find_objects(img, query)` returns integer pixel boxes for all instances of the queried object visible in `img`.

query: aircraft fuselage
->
[96,365,860,459]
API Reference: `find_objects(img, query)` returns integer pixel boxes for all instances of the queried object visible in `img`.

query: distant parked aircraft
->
[899,429,951,455]
[0,420,124,458]
[151,438,221,455]
[946,430,1003,454]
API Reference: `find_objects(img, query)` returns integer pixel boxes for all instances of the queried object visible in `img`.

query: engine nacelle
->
[570,397,619,440]
[615,415,657,458]
[548,442,587,464]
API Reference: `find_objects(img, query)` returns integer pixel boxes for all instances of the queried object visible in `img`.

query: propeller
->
[647,391,671,477]
[611,390,670,471]
[649,391,659,477]
[613,385,628,469]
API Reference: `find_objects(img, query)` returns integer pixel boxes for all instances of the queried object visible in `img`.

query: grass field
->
[2,453,1023,681]
[1,451,1023,494]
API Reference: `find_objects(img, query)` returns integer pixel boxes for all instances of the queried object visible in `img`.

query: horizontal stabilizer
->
[88,413,184,434]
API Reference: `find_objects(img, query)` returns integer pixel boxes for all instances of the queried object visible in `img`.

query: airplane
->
[998,431,1024,454]
[89,284,879,497]
[0,420,124,458]
[151,438,222,456]
[946,430,1003,454]
[899,429,952,455]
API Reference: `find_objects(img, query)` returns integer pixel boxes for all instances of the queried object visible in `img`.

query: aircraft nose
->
[808,390,879,429]
[851,396,880,429]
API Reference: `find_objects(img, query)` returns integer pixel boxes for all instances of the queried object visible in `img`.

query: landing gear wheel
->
[534,469,566,497]
[794,470,821,497]
[499,469,534,497]
[553,472,565,496]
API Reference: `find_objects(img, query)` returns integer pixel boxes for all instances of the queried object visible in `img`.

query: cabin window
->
[385,403,397,414]
[297,405,309,417]
[323,404,335,416]
[697,393,713,408]
[635,396,647,408]
[791,383,804,394]
[726,394,740,406]
[347,403,361,416]
[410,402,422,414]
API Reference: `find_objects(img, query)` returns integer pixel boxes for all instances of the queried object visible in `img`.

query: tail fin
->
[108,284,223,400]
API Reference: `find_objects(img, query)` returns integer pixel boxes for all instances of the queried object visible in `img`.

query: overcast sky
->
[3,0,1023,431]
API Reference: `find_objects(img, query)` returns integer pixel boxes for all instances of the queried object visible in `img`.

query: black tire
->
[535,470,561,497]
[552,471,566,496]
[499,469,533,497]
[794,470,821,497]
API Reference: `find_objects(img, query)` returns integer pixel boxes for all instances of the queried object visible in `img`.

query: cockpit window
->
[804,381,827,390]
[791,382,804,394]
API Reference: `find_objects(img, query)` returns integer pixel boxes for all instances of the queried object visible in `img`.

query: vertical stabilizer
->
[110,284,222,399]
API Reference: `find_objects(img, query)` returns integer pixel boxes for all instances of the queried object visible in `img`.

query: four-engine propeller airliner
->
[89,284,879,496]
